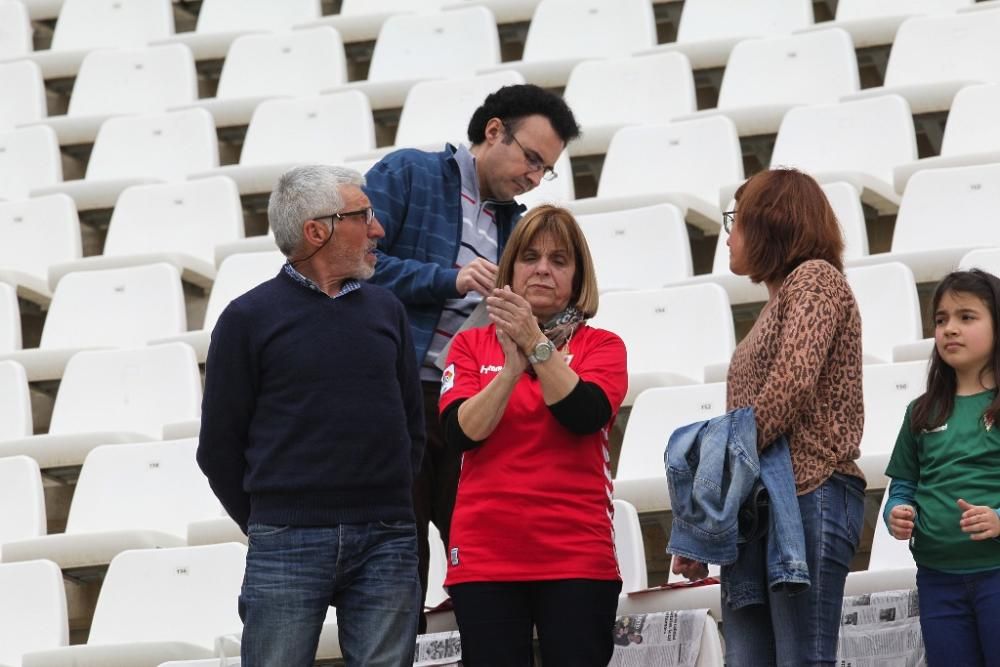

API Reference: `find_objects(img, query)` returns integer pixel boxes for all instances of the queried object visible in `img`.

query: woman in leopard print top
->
[706,169,866,666]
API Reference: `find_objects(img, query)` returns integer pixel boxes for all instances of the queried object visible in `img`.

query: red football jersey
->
[439,323,628,585]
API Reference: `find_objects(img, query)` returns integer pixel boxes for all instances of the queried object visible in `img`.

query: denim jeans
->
[239,520,420,667]
[917,565,1000,667]
[722,473,866,667]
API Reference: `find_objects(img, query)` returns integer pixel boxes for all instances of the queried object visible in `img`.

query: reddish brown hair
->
[733,168,844,285]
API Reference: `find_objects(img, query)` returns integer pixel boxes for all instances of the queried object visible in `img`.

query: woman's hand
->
[958,498,1000,540]
[486,286,544,355]
[496,329,527,376]
[888,504,915,540]
[670,555,709,581]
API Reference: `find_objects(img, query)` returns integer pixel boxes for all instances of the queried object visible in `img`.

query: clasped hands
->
[486,286,545,373]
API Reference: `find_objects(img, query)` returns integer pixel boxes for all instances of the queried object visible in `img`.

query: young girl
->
[885,269,1000,666]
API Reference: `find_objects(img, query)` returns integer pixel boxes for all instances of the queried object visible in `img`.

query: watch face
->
[534,340,553,361]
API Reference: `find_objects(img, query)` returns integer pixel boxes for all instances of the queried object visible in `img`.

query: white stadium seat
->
[190,92,375,196]
[21,543,246,667]
[297,0,448,44]
[843,9,1000,113]
[563,53,696,157]
[0,560,68,667]
[614,383,727,515]
[31,108,219,212]
[0,125,62,201]
[569,116,744,232]
[639,0,815,69]
[590,284,735,406]
[0,0,33,61]
[893,83,1000,192]
[31,44,198,146]
[154,0,322,60]
[0,59,45,130]
[179,27,348,128]
[10,0,175,80]
[799,0,972,48]
[0,343,201,471]
[0,455,46,558]
[612,499,648,594]
[0,282,21,353]
[48,177,245,290]
[767,95,917,214]
[0,361,32,441]
[846,262,922,365]
[0,194,81,306]
[676,28,859,137]
[577,204,693,292]
[1,439,222,571]
[480,0,656,88]
[0,263,186,382]
[325,7,501,110]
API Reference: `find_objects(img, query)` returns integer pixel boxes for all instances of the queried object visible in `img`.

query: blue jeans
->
[239,520,420,667]
[722,473,865,667]
[917,565,1000,667]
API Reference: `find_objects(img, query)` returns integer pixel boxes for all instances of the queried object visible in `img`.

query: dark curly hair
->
[467,84,580,145]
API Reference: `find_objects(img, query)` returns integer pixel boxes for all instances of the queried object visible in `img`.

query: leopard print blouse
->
[727,259,865,495]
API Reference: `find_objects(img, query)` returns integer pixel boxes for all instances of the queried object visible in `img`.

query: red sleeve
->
[574,328,629,415]
[438,328,484,415]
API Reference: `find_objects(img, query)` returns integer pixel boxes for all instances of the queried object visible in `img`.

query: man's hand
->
[670,554,709,581]
[888,504,915,540]
[456,258,498,297]
[958,498,1000,541]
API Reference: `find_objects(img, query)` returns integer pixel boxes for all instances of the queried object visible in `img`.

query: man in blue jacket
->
[198,165,425,666]
[364,84,580,622]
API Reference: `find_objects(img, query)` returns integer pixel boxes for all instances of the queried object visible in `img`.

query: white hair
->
[268,165,366,256]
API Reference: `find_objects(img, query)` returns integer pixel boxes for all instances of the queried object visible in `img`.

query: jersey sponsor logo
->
[480,364,503,374]
[441,364,455,394]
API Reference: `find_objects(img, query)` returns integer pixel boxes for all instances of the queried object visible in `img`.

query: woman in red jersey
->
[438,204,628,666]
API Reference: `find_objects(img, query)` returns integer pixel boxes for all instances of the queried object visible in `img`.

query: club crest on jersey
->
[440,364,455,394]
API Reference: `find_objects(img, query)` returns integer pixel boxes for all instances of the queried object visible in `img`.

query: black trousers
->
[414,380,463,632]
[449,579,622,666]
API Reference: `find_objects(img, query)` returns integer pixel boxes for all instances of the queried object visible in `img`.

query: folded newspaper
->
[837,588,926,667]
[608,609,710,667]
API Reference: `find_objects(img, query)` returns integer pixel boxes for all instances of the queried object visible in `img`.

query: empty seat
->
[569,116,744,232]
[0,455,45,559]
[32,108,219,212]
[351,70,525,161]
[849,162,1000,282]
[48,177,244,290]
[577,204,693,292]
[800,0,972,48]
[0,560,68,667]
[843,10,1000,113]
[0,263,186,382]
[855,361,927,489]
[297,0,447,43]
[14,0,174,80]
[479,0,656,88]
[0,59,45,130]
[614,383,727,514]
[893,83,1000,192]
[768,95,917,214]
[590,284,735,405]
[20,543,245,666]
[676,28,859,137]
[154,0,322,60]
[31,44,198,146]
[326,7,501,110]
[563,53,696,157]
[685,181,869,306]
[0,361,32,440]
[0,343,201,472]
[0,195,81,305]
[153,250,285,362]
[2,439,222,570]
[178,27,347,128]
[0,282,21,353]
[639,0,814,69]
[846,262,922,364]
[190,92,374,196]
[0,125,62,200]
[612,498,649,594]
[0,0,33,61]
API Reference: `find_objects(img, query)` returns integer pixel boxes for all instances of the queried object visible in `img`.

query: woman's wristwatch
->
[527,338,556,364]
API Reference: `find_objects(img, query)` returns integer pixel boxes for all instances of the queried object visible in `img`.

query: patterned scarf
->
[539,305,587,349]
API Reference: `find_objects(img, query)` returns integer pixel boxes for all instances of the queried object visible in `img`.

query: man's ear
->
[484,117,505,145]
[302,219,330,246]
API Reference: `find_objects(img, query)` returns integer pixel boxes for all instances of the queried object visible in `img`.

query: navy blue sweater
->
[196,270,425,532]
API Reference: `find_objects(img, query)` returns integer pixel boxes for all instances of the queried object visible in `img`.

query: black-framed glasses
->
[315,207,375,226]
[722,210,736,234]
[504,125,558,181]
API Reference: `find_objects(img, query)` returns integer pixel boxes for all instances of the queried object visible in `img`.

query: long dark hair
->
[911,269,1000,433]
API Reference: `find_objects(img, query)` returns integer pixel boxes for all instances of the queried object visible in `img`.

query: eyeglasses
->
[315,207,376,226]
[722,210,737,234]
[505,125,558,181]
